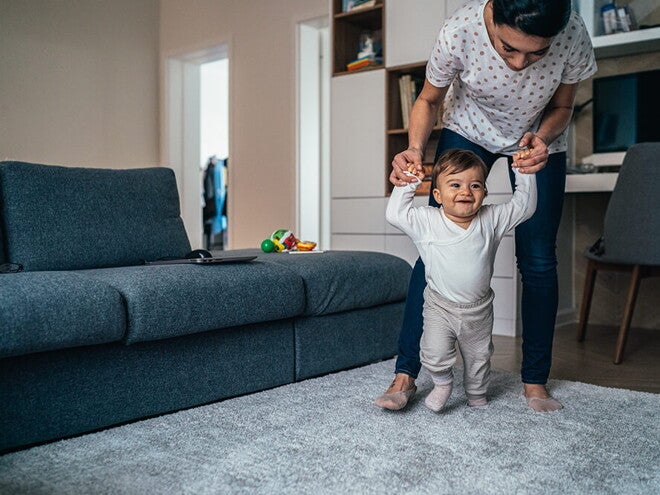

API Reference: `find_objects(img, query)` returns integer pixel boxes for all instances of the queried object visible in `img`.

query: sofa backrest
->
[0,161,191,271]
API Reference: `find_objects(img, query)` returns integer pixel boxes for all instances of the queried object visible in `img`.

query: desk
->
[565,172,618,193]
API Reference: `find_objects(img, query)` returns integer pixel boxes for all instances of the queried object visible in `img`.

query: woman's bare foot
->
[387,373,415,393]
[524,383,563,412]
[374,373,416,410]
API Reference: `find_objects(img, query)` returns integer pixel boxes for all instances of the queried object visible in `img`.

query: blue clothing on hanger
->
[212,158,227,235]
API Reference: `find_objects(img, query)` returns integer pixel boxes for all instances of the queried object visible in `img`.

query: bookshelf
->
[332,0,384,76]
[332,1,448,196]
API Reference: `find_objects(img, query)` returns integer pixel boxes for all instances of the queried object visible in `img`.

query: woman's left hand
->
[513,132,549,173]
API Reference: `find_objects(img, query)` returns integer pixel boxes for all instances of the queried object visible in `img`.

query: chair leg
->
[614,265,642,364]
[577,260,597,342]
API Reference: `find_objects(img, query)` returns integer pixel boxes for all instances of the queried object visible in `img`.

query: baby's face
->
[432,167,487,225]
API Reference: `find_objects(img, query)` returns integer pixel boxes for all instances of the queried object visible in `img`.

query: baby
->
[385,149,537,411]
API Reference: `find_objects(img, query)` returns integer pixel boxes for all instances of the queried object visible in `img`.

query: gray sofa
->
[0,161,411,452]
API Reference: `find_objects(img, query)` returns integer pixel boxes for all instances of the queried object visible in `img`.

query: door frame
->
[295,15,330,249]
[161,42,231,249]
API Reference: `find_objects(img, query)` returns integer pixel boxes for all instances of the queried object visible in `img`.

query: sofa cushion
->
[80,262,306,344]
[0,227,5,264]
[0,272,126,359]
[0,161,191,271]
[229,249,412,316]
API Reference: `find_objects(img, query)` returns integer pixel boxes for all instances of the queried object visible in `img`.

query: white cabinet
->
[385,0,445,68]
[331,197,388,233]
[331,234,385,253]
[330,69,386,198]
[485,158,512,194]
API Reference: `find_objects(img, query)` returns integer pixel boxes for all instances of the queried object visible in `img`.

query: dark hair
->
[492,0,571,38]
[432,149,488,190]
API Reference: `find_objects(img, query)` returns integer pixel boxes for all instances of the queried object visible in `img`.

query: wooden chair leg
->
[614,265,642,364]
[577,259,598,342]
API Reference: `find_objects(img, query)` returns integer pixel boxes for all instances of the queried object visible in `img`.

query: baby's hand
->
[405,163,425,181]
[514,148,531,161]
[513,148,531,168]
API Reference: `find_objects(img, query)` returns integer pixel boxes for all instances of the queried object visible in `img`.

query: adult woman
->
[375,0,596,412]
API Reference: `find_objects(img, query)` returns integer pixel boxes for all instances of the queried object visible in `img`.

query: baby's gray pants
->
[420,286,495,397]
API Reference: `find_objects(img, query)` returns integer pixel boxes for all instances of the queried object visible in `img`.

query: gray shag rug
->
[1,359,658,494]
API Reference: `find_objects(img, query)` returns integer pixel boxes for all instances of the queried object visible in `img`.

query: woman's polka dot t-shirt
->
[426,0,597,155]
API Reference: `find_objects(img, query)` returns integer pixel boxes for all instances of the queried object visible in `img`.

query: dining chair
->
[577,142,660,364]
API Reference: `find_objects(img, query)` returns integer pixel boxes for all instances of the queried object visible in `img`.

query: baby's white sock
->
[466,393,488,408]
[425,370,453,412]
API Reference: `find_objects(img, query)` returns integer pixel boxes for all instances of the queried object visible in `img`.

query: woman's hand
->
[390,148,424,186]
[513,132,549,173]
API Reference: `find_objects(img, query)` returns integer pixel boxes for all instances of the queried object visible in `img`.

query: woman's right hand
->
[390,147,424,186]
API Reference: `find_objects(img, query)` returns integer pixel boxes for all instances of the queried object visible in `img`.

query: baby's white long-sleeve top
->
[386,169,537,304]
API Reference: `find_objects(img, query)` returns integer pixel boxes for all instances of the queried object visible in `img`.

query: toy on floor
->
[261,229,317,253]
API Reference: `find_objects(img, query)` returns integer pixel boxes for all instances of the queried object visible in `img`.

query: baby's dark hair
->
[492,0,571,38]
[432,149,488,191]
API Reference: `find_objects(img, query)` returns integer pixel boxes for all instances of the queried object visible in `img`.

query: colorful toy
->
[272,238,285,252]
[271,229,297,251]
[260,229,318,253]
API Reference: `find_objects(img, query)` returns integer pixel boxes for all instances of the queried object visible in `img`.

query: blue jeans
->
[395,129,566,384]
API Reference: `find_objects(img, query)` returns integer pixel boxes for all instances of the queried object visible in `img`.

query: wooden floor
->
[491,323,660,394]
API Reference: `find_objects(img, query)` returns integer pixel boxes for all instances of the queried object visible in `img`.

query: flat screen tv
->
[592,69,660,154]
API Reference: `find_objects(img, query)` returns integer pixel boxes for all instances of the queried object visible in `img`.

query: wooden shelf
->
[592,27,660,58]
[333,65,384,77]
[334,4,382,20]
[387,125,442,135]
[332,1,383,75]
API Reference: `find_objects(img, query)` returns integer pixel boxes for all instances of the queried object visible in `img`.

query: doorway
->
[200,59,229,250]
[297,17,330,249]
[165,44,230,250]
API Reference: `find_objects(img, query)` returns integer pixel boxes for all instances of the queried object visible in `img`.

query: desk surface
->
[565,173,618,193]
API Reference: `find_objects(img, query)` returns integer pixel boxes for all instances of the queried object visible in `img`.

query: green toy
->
[260,239,275,253]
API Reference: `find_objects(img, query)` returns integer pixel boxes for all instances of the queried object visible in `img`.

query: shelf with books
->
[385,61,442,196]
[332,0,383,75]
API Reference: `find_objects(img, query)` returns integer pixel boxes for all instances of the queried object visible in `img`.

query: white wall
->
[200,59,229,166]
[0,0,160,168]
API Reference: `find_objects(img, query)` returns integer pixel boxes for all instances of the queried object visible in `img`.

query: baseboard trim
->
[556,308,577,327]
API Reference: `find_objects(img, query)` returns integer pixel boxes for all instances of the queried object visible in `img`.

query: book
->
[343,0,376,12]
[398,73,425,129]
[399,74,413,129]
[399,75,408,129]
[346,56,379,71]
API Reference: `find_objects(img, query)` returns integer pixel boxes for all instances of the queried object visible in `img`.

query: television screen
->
[593,69,660,154]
